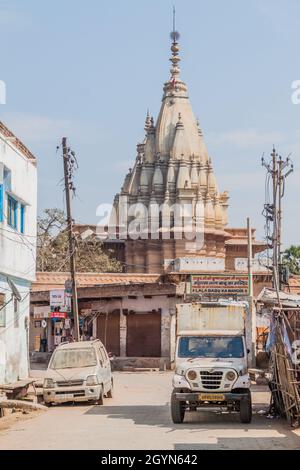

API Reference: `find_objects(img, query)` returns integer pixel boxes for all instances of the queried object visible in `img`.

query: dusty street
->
[0,371,299,450]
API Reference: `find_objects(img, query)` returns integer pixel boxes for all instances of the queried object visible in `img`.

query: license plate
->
[59,394,74,400]
[199,393,225,401]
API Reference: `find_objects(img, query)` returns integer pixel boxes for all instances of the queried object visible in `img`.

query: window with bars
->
[7,195,18,229]
[20,204,25,234]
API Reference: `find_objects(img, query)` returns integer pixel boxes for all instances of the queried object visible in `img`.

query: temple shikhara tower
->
[112,32,264,274]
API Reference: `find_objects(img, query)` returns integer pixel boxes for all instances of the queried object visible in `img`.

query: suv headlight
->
[86,375,99,386]
[225,371,236,382]
[43,378,55,388]
[187,369,197,381]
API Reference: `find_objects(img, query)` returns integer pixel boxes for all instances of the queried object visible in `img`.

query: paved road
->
[0,372,300,450]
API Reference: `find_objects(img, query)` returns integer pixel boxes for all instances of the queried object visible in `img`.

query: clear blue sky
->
[0,0,299,247]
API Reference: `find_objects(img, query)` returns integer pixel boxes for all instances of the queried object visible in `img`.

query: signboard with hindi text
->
[191,274,248,295]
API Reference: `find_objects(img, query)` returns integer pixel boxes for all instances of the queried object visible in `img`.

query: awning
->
[256,287,300,308]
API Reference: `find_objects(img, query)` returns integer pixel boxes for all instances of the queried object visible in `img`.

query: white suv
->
[43,339,113,405]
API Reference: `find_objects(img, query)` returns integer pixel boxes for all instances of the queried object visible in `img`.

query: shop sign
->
[33,306,51,319]
[50,289,71,312]
[191,274,248,295]
[50,311,67,319]
[50,289,65,308]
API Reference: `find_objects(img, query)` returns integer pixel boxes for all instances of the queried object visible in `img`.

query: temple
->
[112,32,265,274]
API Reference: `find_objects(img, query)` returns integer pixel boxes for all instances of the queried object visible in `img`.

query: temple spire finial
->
[144,109,151,132]
[169,7,180,80]
[172,5,176,34]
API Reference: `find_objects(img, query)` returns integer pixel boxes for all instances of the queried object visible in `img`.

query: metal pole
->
[62,137,80,341]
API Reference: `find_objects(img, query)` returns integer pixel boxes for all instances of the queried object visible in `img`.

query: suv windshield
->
[50,348,97,369]
[178,336,244,359]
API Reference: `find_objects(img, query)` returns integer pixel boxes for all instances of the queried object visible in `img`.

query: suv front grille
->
[200,371,223,390]
[56,380,84,387]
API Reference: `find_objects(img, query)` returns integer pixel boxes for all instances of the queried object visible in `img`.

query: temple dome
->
[113,30,230,275]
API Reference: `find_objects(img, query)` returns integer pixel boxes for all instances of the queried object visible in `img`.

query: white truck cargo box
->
[176,302,246,334]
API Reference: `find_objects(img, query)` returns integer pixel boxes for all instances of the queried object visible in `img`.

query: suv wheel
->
[239,391,252,423]
[94,386,104,405]
[171,390,185,424]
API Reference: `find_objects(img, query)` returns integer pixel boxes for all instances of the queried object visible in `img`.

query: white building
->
[0,122,37,384]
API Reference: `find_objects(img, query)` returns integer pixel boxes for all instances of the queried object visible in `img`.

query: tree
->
[282,245,300,275]
[37,208,122,273]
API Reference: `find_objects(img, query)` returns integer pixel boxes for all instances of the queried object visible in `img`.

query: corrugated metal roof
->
[257,287,300,307]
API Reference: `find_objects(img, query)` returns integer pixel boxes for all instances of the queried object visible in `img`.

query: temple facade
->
[112,33,264,274]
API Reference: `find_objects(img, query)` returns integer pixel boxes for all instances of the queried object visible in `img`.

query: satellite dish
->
[7,277,22,301]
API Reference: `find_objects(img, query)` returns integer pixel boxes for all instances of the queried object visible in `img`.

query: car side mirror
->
[247,349,250,354]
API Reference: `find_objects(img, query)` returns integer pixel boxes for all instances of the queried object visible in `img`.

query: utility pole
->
[247,217,253,299]
[247,217,256,366]
[62,137,80,341]
[271,148,279,290]
[262,147,293,293]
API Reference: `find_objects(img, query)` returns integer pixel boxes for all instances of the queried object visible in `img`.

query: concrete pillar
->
[92,317,97,338]
[161,308,170,358]
[169,304,177,368]
[47,319,53,351]
[244,299,255,367]
[120,306,127,357]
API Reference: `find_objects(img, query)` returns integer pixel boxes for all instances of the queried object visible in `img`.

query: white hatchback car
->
[43,339,113,405]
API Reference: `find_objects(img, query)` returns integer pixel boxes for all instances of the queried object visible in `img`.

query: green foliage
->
[37,208,122,273]
[282,245,300,275]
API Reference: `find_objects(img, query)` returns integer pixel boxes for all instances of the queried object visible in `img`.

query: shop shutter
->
[96,310,120,356]
[126,310,161,357]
